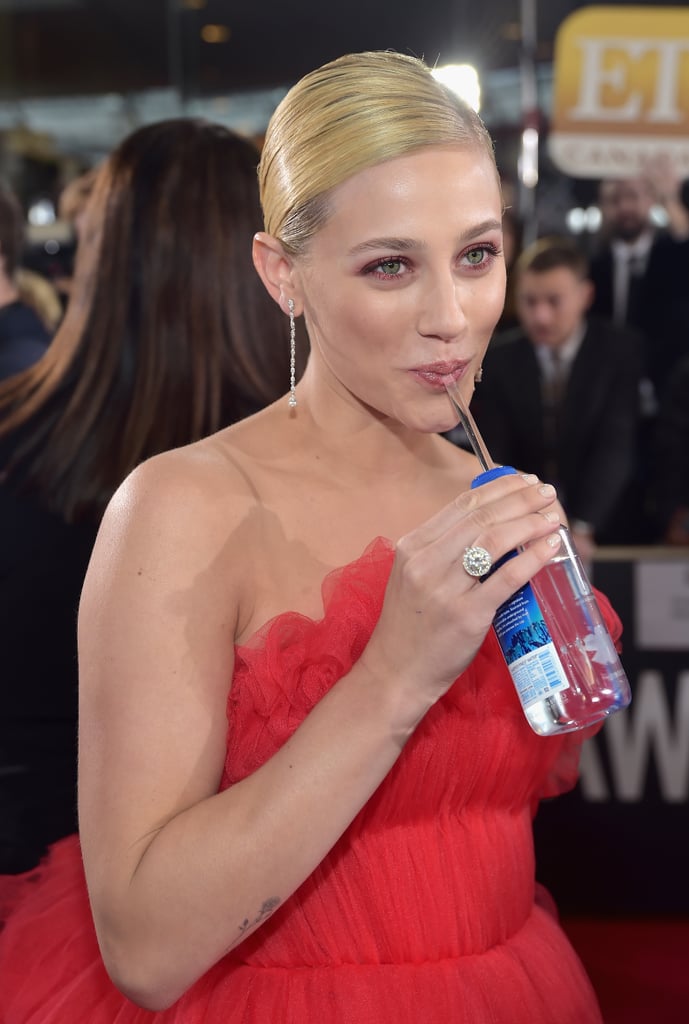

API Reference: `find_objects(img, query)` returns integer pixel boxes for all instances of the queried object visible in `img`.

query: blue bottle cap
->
[471,465,518,489]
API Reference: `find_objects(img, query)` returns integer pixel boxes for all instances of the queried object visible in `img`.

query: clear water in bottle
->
[495,525,632,736]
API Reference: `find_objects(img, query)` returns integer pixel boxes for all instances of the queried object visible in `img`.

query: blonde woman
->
[0,52,617,1023]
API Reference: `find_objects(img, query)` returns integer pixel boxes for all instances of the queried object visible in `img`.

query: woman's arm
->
[78,454,561,1011]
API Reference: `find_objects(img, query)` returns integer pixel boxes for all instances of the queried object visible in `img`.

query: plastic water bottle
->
[472,466,632,736]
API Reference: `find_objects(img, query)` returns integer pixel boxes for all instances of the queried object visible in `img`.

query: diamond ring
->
[462,545,493,578]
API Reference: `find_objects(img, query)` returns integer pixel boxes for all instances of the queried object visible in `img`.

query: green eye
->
[379,259,403,274]
[465,248,485,265]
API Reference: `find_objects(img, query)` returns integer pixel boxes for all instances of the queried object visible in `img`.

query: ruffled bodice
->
[0,537,615,1022]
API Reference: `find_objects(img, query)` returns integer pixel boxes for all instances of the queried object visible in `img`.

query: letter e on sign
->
[549,6,689,177]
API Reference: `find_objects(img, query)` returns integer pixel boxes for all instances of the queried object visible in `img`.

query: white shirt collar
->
[611,230,654,262]
[535,321,586,369]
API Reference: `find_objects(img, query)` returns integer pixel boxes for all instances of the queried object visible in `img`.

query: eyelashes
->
[362,256,412,280]
[464,242,502,267]
[362,242,503,281]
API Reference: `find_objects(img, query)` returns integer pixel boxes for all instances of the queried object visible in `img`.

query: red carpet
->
[563,918,689,1023]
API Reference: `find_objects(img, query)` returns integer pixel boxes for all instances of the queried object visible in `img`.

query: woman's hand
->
[360,472,561,720]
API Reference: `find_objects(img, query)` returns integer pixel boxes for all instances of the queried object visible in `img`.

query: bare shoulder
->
[104,425,264,544]
[82,428,268,628]
[114,431,258,521]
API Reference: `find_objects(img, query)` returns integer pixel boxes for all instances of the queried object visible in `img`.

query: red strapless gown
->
[0,538,615,1022]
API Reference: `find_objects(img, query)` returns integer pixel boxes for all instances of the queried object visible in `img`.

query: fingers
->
[389,473,563,642]
[449,478,563,602]
[403,475,561,584]
[405,472,558,553]
[392,475,563,623]
[475,531,562,609]
[461,476,561,547]
[454,496,561,576]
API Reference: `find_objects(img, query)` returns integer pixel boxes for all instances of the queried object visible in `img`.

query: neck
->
[294,366,444,485]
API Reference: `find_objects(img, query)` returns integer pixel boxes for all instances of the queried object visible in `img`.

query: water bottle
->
[472,466,632,736]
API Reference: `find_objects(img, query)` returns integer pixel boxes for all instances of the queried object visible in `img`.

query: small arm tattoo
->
[238,897,281,935]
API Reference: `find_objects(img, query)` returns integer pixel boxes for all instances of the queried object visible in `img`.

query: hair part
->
[259,51,497,255]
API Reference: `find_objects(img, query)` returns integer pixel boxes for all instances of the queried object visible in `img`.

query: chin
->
[392,393,462,436]
[417,411,459,435]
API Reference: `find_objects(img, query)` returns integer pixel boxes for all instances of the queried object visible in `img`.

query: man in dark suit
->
[589,161,689,402]
[474,237,642,562]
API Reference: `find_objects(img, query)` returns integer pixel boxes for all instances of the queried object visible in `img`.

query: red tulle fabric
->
[0,538,620,1023]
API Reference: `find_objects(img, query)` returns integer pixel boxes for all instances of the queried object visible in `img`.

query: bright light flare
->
[431,64,481,112]
[519,127,539,189]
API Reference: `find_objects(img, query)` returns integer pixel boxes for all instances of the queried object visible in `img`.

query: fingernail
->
[542,510,559,522]
[546,532,562,548]
[522,473,539,484]
[539,484,556,497]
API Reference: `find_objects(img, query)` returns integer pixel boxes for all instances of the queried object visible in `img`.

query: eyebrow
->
[346,219,503,257]
[347,237,419,257]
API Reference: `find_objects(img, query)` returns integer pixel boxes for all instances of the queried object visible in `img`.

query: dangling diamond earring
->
[474,366,483,384]
[287,298,297,408]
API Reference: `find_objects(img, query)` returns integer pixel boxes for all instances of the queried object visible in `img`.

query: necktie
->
[543,350,567,485]
[544,349,567,409]
[625,252,645,327]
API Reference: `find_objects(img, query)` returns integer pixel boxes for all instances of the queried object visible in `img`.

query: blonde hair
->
[259,51,496,255]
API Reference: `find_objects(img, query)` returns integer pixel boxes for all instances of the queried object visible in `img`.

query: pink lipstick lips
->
[411,360,469,390]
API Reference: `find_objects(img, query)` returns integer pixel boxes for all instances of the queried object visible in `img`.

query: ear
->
[581,278,594,311]
[252,232,301,316]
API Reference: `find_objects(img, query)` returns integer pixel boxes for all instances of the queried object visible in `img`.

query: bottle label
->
[493,581,570,709]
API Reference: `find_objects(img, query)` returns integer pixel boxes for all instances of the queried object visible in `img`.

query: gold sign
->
[549,5,689,177]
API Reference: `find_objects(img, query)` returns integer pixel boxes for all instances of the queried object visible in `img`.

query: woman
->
[0,118,296,874]
[0,54,616,1021]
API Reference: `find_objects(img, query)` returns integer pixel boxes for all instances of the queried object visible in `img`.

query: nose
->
[417,270,467,342]
[529,301,552,327]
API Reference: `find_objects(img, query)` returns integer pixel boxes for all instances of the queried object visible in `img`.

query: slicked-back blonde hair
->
[259,50,497,255]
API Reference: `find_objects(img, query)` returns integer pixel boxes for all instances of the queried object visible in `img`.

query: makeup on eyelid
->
[361,243,502,281]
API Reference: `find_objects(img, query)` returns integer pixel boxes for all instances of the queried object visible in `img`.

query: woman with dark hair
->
[0,118,297,873]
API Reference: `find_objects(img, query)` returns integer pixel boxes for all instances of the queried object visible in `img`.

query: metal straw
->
[444,379,495,472]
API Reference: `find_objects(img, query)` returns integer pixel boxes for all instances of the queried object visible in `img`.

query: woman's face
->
[294,144,505,433]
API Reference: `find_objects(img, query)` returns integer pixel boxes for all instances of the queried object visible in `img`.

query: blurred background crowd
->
[0,2,688,1021]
